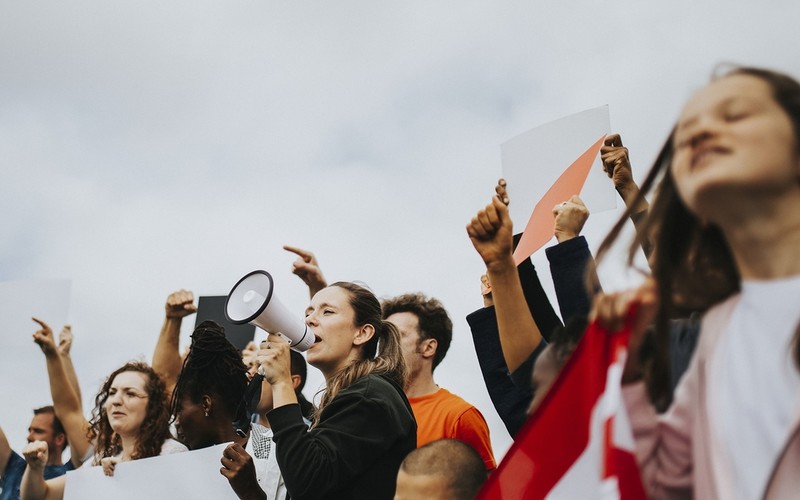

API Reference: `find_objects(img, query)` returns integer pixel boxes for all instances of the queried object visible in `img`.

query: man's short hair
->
[382,293,453,370]
[400,439,487,499]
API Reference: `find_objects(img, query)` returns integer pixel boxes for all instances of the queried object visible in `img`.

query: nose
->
[108,391,123,406]
[305,312,318,327]
[685,115,722,150]
[27,430,35,442]
[689,128,716,150]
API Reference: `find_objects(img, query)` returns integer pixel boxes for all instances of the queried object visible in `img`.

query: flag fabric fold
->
[478,309,646,499]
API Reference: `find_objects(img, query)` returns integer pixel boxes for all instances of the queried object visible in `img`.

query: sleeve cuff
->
[266,403,306,439]
[545,235,589,265]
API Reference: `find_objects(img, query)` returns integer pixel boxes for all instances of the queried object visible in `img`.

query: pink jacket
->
[623,296,800,499]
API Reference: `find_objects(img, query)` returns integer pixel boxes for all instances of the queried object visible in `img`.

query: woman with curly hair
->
[20,361,186,500]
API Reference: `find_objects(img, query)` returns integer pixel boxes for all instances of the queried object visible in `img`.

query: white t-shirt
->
[708,274,800,500]
[246,423,286,500]
[159,438,188,455]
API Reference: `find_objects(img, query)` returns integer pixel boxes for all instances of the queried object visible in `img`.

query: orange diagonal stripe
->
[512,134,606,265]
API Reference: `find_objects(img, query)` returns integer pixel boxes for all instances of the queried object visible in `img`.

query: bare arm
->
[56,325,82,406]
[601,134,652,258]
[21,441,65,500]
[152,290,196,397]
[32,318,92,464]
[283,246,328,299]
[467,180,543,373]
[0,423,11,478]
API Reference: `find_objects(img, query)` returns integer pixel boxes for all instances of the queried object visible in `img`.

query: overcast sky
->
[2,1,799,461]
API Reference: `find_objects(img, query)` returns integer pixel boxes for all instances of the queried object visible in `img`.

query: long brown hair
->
[596,66,800,408]
[313,282,407,427]
[88,361,171,462]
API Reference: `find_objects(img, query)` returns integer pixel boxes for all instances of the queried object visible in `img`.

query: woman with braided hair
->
[171,320,287,500]
[258,281,416,500]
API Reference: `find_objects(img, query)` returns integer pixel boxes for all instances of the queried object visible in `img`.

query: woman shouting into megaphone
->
[258,281,416,500]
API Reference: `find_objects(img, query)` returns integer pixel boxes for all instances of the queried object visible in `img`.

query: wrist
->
[555,231,577,244]
[484,254,516,275]
[616,182,637,198]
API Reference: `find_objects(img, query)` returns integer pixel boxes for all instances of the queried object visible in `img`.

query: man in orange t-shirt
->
[383,293,496,471]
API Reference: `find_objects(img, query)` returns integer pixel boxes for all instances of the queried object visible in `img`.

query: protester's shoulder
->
[2,450,26,478]
[436,387,480,413]
[160,438,188,455]
[338,374,408,411]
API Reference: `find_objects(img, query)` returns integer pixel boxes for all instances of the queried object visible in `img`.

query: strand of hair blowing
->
[312,283,407,427]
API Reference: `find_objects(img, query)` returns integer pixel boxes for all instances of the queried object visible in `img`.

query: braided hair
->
[170,321,248,426]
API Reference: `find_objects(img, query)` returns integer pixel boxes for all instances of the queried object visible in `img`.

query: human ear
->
[290,374,302,391]
[201,395,213,417]
[420,338,438,360]
[353,324,375,346]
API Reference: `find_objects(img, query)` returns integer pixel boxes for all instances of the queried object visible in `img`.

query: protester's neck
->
[404,369,438,399]
[46,449,63,466]
[718,193,800,280]
[216,423,246,447]
[119,435,138,461]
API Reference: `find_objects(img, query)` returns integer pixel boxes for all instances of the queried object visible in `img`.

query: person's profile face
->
[27,413,59,453]
[671,74,799,218]
[174,394,212,450]
[304,286,361,376]
[386,311,426,372]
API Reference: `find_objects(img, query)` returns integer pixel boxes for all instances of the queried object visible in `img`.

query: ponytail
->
[312,283,407,427]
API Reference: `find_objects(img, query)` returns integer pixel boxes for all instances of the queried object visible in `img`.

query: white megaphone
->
[225,270,314,352]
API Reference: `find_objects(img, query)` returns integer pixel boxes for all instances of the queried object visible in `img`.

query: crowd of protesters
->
[2,64,799,499]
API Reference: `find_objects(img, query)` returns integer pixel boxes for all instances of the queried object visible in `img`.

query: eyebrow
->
[676,95,750,132]
[305,302,337,315]
[110,386,146,393]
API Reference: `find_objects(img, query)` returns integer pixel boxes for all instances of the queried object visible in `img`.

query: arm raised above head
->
[466,180,544,373]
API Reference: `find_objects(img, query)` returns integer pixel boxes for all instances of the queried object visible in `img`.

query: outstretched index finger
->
[283,245,313,262]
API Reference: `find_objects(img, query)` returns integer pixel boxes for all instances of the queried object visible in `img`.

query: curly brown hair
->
[87,361,171,463]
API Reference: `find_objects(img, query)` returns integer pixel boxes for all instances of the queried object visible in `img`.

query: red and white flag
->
[477,311,645,499]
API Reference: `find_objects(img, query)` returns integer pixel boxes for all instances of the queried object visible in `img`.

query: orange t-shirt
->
[408,387,496,470]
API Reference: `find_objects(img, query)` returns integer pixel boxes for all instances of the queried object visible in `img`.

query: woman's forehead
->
[678,74,772,123]
[111,370,148,389]
[310,286,350,307]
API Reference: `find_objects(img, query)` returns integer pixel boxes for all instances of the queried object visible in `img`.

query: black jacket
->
[268,373,416,500]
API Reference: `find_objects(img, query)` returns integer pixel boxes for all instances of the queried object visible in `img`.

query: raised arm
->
[21,441,65,500]
[546,195,601,322]
[600,134,652,258]
[32,318,91,464]
[56,325,82,405]
[283,246,328,299]
[0,423,11,478]
[466,180,543,373]
[152,290,196,397]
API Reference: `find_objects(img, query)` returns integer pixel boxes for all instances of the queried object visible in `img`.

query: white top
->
[159,438,188,455]
[245,423,286,500]
[708,274,800,500]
